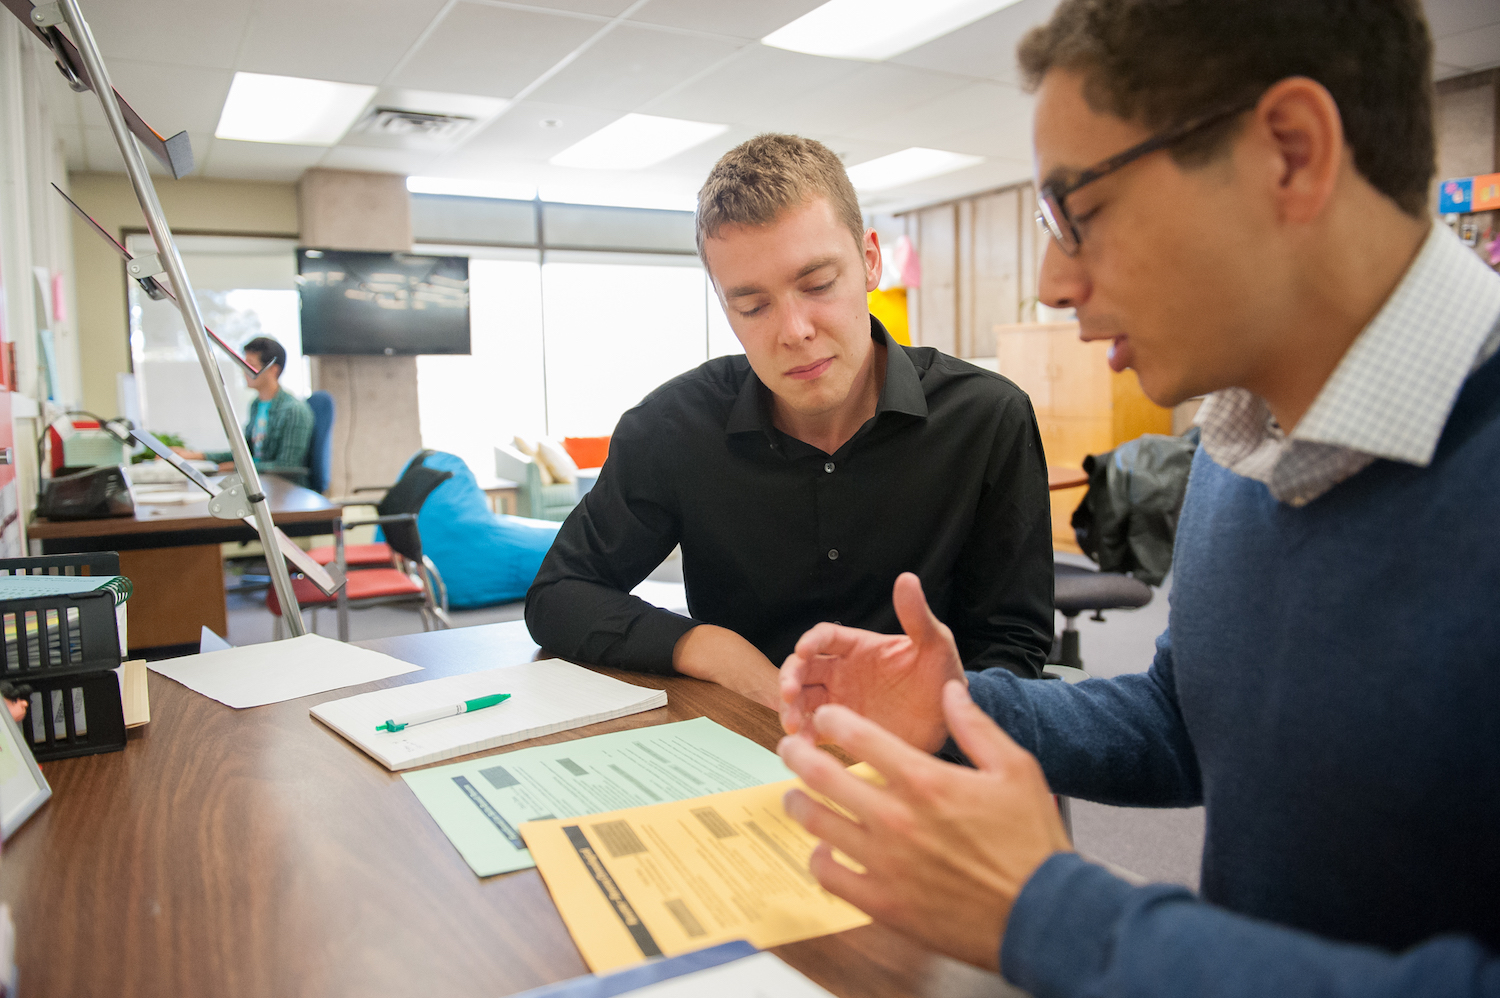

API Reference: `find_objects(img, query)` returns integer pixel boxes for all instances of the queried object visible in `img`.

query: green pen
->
[376,693,511,733]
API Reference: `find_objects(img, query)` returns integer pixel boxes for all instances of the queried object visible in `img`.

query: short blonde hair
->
[696,134,865,260]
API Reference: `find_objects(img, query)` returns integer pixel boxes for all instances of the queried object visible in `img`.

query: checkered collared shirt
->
[1196,223,1500,506]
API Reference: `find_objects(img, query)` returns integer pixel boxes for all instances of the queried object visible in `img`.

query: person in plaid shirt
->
[176,336,315,487]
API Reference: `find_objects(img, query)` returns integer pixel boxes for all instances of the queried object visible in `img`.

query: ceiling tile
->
[889,0,1062,87]
[198,139,329,182]
[79,59,234,138]
[627,0,827,40]
[497,0,634,16]
[77,0,251,71]
[642,125,760,172]
[235,0,449,85]
[80,126,213,178]
[643,44,863,129]
[317,145,445,175]
[1434,21,1500,71]
[845,81,1034,157]
[803,134,908,166]
[458,101,625,162]
[528,24,745,111]
[1423,0,1500,39]
[390,3,603,99]
[643,130,908,182]
[767,63,977,137]
[862,156,1033,214]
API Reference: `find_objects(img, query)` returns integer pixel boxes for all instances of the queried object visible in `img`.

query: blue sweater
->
[973,349,1500,996]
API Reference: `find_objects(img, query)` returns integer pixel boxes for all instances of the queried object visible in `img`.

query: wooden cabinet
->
[990,321,1173,551]
[902,182,1040,358]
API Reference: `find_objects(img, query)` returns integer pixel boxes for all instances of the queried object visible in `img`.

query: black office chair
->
[1048,434,1194,671]
[1048,561,1153,671]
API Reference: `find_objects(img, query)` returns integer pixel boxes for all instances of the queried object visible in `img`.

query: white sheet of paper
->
[628,580,687,613]
[149,633,421,708]
[199,626,232,654]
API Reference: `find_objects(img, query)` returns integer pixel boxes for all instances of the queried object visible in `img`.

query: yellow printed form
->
[520,772,873,972]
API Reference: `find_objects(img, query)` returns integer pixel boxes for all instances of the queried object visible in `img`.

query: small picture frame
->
[0,705,51,841]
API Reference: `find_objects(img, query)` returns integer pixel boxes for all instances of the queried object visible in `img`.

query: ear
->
[1253,77,1344,227]
[863,228,882,292]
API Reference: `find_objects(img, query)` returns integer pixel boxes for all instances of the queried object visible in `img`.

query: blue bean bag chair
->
[394,450,561,609]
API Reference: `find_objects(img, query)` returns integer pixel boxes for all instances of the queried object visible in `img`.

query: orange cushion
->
[562,436,610,470]
[307,543,393,567]
[266,568,424,614]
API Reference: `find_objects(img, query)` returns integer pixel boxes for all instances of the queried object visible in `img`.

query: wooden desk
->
[28,475,340,649]
[0,622,1011,998]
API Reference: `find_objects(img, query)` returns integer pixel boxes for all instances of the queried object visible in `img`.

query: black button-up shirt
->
[525,319,1054,678]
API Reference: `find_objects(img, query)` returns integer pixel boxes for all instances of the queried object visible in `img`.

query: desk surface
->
[0,622,1008,998]
[29,474,338,543]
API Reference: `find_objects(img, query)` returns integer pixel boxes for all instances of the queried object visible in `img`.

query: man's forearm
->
[1004,854,1500,998]
[525,578,697,675]
[967,665,1201,807]
[673,624,782,710]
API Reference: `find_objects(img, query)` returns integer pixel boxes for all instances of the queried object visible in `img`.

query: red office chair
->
[269,455,454,638]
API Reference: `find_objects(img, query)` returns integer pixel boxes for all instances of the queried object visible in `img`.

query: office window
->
[540,253,712,439]
[416,250,547,477]
[416,246,745,476]
[126,235,306,452]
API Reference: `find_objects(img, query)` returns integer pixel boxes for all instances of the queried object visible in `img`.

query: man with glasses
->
[774,0,1500,993]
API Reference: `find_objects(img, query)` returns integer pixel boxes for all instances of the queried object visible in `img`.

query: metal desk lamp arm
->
[46,0,304,634]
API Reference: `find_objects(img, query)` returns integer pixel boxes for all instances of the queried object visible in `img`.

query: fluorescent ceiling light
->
[549,114,728,170]
[763,0,1024,61]
[215,72,376,145]
[406,176,538,201]
[845,147,985,190]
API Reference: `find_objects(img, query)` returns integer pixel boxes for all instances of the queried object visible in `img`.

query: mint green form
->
[402,716,793,877]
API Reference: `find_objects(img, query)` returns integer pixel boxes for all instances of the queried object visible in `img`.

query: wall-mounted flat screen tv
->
[296,248,470,355]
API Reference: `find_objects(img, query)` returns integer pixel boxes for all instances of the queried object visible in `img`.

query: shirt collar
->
[726,316,926,436]
[1288,222,1500,465]
[1199,222,1500,474]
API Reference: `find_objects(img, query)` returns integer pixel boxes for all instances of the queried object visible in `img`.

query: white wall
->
[0,16,85,546]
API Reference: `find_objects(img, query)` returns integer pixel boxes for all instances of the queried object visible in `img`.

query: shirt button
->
[824,462,834,473]
[827,549,839,561]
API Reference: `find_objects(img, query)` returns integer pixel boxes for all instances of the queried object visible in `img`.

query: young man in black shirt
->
[525,134,1052,708]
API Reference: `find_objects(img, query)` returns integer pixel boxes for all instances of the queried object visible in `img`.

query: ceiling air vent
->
[355,108,475,142]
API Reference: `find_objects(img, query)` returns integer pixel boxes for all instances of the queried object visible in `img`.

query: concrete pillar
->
[297,169,422,497]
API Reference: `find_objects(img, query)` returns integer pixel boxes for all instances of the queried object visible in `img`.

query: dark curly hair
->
[1018,0,1435,217]
[242,336,287,375]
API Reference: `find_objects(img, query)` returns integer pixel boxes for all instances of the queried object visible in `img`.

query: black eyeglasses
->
[1035,99,1259,255]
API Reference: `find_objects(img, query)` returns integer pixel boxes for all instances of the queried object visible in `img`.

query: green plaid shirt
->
[206,389,315,486]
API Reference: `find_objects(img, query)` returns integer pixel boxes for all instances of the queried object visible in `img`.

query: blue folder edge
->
[508,940,760,998]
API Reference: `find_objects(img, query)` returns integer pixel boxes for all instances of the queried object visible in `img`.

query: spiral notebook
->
[310,659,668,771]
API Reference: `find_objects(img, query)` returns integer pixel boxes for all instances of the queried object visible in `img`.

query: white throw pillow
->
[536,437,578,485]
[512,435,554,485]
